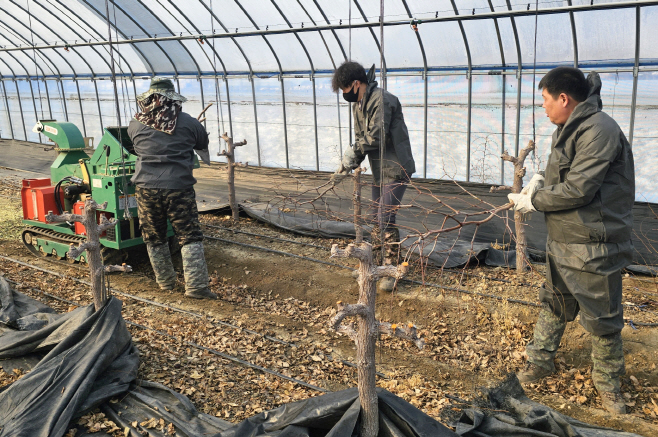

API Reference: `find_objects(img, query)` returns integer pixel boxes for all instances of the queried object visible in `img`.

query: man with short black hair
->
[331,61,416,292]
[509,67,634,414]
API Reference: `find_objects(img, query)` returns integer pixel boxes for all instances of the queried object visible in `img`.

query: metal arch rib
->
[310,0,348,62]
[352,0,387,74]
[32,0,114,74]
[0,22,53,79]
[134,0,201,77]
[269,0,320,170]
[47,0,135,78]
[105,1,179,77]
[400,0,429,178]
[450,0,473,182]
[157,0,228,76]
[0,34,44,79]
[488,0,507,184]
[82,0,155,75]
[9,0,96,78]
[566,0,578,67]
[0,11,71,78]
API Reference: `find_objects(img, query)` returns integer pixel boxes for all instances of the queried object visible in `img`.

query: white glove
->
[521,173,545,196]
[508,193,536,214]
[330,164,351,185]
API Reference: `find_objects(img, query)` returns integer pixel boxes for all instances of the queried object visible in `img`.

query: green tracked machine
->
[20,120,196,265]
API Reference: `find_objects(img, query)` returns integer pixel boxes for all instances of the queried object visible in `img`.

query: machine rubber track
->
[22,226,124,268]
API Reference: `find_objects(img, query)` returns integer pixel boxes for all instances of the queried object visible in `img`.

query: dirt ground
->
[1,176,658,436]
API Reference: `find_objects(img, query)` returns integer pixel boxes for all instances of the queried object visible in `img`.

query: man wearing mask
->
[509,67,634,414]
[128,77,217,300]
[331,61,416,292]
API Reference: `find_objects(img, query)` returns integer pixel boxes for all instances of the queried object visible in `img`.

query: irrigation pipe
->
[2,277,327,393]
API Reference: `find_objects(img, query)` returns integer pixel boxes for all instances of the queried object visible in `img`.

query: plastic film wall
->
[1,1,658,201]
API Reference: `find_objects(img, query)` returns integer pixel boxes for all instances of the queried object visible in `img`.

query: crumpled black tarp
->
[453,375,641,437]
[0,277,139,437]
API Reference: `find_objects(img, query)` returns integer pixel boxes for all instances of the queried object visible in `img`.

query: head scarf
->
[135,93,182,135]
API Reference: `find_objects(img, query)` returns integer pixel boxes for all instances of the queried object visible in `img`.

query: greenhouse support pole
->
[336,92,343,157]
[281,75,289,168]
[2,80,14,139]
[423,71,428,178]
[199,77,206,129]
[59,79,69,121]
[567,0,579,67]
[628,5,640,147]
[501,75,506,184]
[515,71,522,156]
[250,75,261,166]
[466,71,472,181]
[132,79,139,113]
[312,74,319,171]
[27,79,43,143]
[76,80,87,138]
[223,77,233,137]
[94,80,103,133]
[14,80,28,141]
[44,79,53,119]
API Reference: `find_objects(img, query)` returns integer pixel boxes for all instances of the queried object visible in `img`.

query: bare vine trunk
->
[220,133,247,222]
[353,167,363,244]
[497,140,536,272]
[330,243,420,437]
[46,198,131,311]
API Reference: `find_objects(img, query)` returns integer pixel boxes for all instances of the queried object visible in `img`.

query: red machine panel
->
[21,178,63,223]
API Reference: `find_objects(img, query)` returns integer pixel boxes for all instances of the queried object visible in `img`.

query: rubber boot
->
[146,243,177,290]
[592,332,626,414]
[377,226,400,292]
[181,241,217,299]
[519,307,566,382]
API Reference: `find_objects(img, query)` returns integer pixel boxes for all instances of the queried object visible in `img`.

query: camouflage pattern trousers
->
[135,186,203,247]
[526,239,630,392]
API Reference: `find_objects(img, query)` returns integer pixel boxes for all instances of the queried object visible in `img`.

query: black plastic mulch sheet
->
[453,375,641,437]
[0,278,139,437]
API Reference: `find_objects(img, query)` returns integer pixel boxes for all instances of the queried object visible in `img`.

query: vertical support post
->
[1,79,15,139]
[629,5,640,147]
[466,70,472,181]
[514,69,516,156]
[336,90,343,157]
[567,0,579,68]
[199,76,206,128]
[44,79,53,119]
[501,74,506,184]
[224,77,233,137]
[27,79,43,143]
[312,74,319,171]
[423,71,428,179]
[15,80,28,141]
[250,75,260,166]
[94,79,103,133]
[280,74,289,168]
[132,79,139,113]
[76,79,87,137]
[59,79,69,122]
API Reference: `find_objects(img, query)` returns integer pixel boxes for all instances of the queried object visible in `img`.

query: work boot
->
[592,332,626,414]
[599,389,626,415]
[516,362,555,383]
[181,241,217,300]
[146,243,177,290]
[377,226,401,293]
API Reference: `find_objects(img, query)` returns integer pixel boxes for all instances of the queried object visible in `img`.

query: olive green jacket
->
[531,74,635,245]
[351,67,416,184]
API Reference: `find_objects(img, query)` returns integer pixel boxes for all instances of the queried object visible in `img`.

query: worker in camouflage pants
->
[509,68,634,414]
[128,77,216,299]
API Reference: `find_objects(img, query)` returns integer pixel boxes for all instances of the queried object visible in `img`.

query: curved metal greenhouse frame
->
[1,0,658,191]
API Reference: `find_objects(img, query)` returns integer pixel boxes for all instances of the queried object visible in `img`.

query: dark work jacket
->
[531,77,635,245]
[352,67,416,184]
[128,112,209,190]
